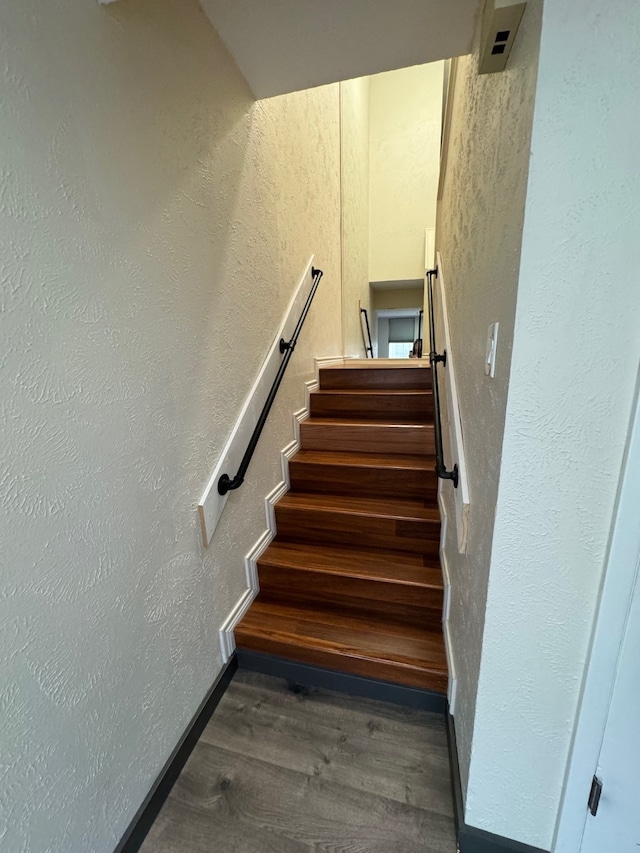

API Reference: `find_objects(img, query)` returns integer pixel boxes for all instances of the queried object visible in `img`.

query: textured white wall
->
[340,78,371,357]
[199,0,481,99]
[435,0,542,801]
[466,0,640,847]
[0,1,341,850]
[369,63,444,283]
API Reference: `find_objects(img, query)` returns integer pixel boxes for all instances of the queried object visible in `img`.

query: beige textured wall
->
[372,287,424,312]
[369,63,443,282]
[435,0,542,805]
[341,77,370,356]
[0,1,341,850]
[466,0,640,847]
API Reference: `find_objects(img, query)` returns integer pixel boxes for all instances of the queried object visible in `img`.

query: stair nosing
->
[257,556,444,591]
[291,450,435,470]
[276,493,440,523]
[302,418,434,427]
[236,622,447,676]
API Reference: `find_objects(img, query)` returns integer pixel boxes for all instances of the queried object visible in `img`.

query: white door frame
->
[553,371,640,852]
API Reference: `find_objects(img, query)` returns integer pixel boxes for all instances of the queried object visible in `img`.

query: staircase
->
[235,360,448,693]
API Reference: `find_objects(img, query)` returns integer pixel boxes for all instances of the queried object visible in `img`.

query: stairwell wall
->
[466,0,640,847]
[369,62,444,283]
[435,0,543,805]
[0,0,342,850]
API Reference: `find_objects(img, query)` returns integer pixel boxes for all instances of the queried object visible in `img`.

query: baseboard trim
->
[219,358,339,664]
[446,714,550,853]
[438,482,458,715]
[237,650,447,713]
[114,655,237,853]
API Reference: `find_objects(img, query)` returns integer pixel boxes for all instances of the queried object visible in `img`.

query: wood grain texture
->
[289,449,438,500]
[275,493,441,555]
[310,388,433,420]
[319,364,432,391]
[236,601,448,691]
[235,361,447,693]
[300,418,435,455]
[258,541,443,584]
[257,541,443,628]
[140,671,456,853]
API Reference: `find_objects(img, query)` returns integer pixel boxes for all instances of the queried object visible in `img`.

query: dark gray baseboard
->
[114,655,238,853]
[445,713,549,853]
[237,650,447,713]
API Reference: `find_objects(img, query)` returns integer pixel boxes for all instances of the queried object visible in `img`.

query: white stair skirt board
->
[433,252,470,553]
[199,257,318,547]
[219,359,343,663]
[438,487,458,716]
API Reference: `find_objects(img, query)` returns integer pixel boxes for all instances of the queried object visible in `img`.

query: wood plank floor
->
[139,670,456,853]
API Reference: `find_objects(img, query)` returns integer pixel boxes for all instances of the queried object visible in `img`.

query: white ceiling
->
[199,0,482,99]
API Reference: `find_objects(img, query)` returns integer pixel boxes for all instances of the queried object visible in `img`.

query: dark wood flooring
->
[139,670,456,853]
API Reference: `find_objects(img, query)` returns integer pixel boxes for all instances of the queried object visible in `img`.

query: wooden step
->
[257,542,444,629]
[319,363,431,391]
[289,449,437,500]
[235,599,448,691]
[300,418,434,456]
[274,493,440,555]
[310,388,433,421]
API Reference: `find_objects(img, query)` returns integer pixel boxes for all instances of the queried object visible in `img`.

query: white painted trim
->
[443,621,458,716]
[434,252,470,553]
[553,375,640,853]
[218,357,337,661]
[199,257,316,546]
[438,483,458,715]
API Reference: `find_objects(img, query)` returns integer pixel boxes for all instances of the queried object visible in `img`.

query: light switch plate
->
[485,322,499,377]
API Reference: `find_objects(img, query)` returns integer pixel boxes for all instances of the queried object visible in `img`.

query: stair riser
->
[258,566,443,629]
[310,392,433,421]
[300,422,435,456]
[235,631,447,692]
[275,507,440,555]
[319,367,431,391]
[289,460,438,500]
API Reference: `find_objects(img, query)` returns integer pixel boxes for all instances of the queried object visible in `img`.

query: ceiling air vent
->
[478,1,526,74]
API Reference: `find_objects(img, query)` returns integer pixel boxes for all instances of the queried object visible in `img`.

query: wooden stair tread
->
[312,388,431,395]
[321,360,430,370]
[303,416,432,428]
[235,360,447,692]
[236,600,447,676]
[319,365,431,392]
[277,491,440,522]
[259,541,443,588]
[291,449,434,471]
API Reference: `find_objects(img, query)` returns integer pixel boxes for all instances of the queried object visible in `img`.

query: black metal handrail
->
[360,307,373,358]
[426,268,459,488]
[218,267,323,496]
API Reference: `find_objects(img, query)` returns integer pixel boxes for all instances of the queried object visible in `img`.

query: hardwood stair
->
[235,359,448,693]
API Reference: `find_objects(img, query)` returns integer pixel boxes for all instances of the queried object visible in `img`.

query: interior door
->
[580,558,640,851]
